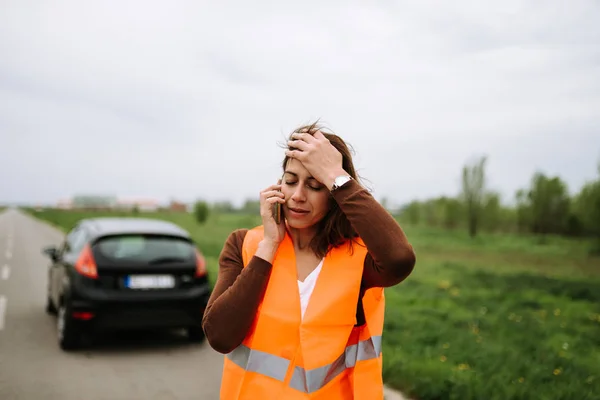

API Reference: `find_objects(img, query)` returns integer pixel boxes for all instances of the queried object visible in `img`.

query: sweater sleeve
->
[201,229,273,354]
[330,179,416,289]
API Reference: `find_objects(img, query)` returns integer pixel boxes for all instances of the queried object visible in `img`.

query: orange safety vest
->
[219,226,386,399]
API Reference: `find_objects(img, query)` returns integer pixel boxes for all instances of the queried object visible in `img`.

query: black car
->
[42,217,212,350]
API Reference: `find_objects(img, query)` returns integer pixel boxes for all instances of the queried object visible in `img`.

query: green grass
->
[24,208,600,400]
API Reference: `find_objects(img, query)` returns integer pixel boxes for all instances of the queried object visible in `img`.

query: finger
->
[285,149,304,160]
[265,196,285,204]
[262,190,283,197]
[291,132,316,143]
[312,130,327,140]
[287,139,310,151]
[261,184,281,194]
[261,189,284,199]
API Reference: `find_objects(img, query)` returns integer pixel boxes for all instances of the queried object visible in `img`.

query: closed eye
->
[284,180,323,191]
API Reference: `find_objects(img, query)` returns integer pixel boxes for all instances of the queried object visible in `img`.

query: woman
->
[202,122,416,399]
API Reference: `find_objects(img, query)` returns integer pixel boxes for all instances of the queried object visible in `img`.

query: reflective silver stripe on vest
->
[289,335,382,393]
[347,334,383,367]
[227,335,382,393]
[226,345,290,382]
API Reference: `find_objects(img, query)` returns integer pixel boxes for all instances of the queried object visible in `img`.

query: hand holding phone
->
[259,178,286,247]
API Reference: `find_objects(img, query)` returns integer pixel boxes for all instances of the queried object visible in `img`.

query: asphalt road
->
[0,208,224,400]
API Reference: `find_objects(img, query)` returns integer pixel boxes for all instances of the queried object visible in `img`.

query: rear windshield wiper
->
[148,256,189,264]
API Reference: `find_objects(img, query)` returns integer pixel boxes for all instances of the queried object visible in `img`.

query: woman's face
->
[281,159,330,230]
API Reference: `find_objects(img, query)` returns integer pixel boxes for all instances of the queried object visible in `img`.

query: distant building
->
[56,195,162,212]
[71,195,117,210]
[115,198,160,212]
[56,198,73,209]
[168,200,188,212]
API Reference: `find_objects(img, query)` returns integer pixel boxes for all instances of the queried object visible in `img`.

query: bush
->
[193,201,210,224]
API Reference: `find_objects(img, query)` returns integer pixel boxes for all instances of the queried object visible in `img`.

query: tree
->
[527,172,570,235]
[461,155,488,237]
[572,162,600,252]
[444,197,463,230]
[403,200,421,225]
[193,200,210,224]
[482,191,501,232]
[399,200,421,225]
[212,201,237,213]
[240,199,260,215]
[515,188,531,233]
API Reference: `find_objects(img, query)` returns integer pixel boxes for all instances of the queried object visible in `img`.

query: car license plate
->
[125,275,175,289]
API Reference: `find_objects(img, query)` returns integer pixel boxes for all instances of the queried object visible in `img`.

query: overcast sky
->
[1,0,599,208]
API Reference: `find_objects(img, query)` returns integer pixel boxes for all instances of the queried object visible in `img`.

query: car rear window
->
[94,235,195,263]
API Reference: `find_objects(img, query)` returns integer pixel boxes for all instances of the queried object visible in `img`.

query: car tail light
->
[72,311,94,320]
[194,248,207,277]
[74,244,98,279]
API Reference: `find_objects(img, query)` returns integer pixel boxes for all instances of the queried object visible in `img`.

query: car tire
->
[57,301,81,351]
[45,295,57,315]
[187,325,206,343]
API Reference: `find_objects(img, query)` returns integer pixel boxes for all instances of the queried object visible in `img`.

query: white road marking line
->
[5,250,11,259]
[0,296,6,331]
[1,265,9,280]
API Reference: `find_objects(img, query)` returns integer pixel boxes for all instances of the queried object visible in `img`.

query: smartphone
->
[272,176,283,224]
[273,202,282,224]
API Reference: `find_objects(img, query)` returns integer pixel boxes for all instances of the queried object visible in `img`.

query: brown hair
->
[282,121,361,258]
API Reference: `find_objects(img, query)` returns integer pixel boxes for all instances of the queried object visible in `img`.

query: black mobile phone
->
[273,202,282,224]
[272,176,283,224]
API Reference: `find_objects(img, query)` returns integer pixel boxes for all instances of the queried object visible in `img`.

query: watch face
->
[334,176,351,188]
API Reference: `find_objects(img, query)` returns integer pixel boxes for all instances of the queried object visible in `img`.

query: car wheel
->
[57,302,81,351]
[45,295,57,315]
[187,325,206,343]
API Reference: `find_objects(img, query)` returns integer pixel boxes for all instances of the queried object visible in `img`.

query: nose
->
[290,185,307,203]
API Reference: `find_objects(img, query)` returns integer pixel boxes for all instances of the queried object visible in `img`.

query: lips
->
[288,207,309,214]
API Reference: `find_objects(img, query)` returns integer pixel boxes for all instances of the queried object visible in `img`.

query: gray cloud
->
[1,0,599,208]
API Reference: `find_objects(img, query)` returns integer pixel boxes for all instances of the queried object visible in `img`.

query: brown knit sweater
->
[201,179,416,354]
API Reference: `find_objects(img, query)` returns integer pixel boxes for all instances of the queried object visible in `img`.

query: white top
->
[298,259,324,320]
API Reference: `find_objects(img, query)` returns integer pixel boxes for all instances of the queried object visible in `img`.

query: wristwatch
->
[331,175,353,191]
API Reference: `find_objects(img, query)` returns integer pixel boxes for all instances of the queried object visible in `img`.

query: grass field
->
[25,208,600,400]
